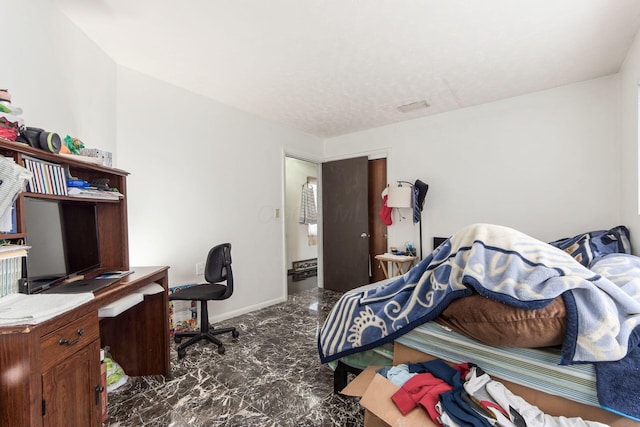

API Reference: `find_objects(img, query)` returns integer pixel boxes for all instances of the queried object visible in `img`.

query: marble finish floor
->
[105,288,364,426]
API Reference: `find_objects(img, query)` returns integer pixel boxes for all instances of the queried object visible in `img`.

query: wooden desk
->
[375,254,417,279]
[0,266,170,427]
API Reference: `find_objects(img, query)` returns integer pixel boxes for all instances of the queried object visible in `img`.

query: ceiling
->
[55,0,640,139]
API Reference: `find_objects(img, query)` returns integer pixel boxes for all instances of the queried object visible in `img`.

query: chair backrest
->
[205,243,233,298]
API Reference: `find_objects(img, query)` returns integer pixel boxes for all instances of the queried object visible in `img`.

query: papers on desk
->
[0,292,94,326]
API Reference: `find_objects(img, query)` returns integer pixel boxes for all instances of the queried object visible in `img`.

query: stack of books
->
[22,155,68,196]
[67,187,124,200]
[0,244,29,297]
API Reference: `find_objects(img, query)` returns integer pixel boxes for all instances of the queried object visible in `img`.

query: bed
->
[318,223,640,424]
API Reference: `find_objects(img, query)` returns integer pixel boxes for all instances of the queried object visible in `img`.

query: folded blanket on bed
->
[318,223,640,419]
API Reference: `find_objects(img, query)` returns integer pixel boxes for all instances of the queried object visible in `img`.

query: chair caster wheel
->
[232,330,240,339]
[177,349,186,359]
[218,346,226,355]
[174,337,182,344]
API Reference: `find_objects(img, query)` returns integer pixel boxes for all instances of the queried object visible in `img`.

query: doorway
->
[284,157,319,295]
[284,154,388,295]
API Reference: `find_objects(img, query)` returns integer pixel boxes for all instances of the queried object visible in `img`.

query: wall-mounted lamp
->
[387,183,413,208]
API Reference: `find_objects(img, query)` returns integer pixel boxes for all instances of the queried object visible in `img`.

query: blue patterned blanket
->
[318,223,640,419]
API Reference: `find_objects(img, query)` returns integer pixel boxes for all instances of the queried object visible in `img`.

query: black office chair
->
[169,243,239,359]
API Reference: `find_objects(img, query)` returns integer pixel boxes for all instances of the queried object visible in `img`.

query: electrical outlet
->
[196,262,205,275]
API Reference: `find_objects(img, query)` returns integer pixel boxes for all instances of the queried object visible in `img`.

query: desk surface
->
[0,266,170,426]
[94,266,169,304]
[0,266,169,331]
[374,254,417,279]
[375,253,418,262]
[0,266,170,374]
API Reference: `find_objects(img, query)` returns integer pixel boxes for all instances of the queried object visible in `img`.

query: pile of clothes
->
[378,360,607,427]
[0,89,24,141]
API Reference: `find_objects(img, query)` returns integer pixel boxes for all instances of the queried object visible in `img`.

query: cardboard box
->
[340,342,639,427]
[168,284,200,337]
[341,365,437,427]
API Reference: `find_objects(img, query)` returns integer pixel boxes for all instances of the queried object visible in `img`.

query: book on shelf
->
[0,244,29,297]
[37,161,50,194]
[22,155,68,196]
[22,157,37,192]
[54,165,66,195]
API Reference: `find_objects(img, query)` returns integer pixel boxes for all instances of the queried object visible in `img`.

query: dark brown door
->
[368,158,388,283]
[322,157,369,292]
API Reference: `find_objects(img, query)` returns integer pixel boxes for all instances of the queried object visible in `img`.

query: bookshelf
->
[0,137,130,271]
[0,137,170,426]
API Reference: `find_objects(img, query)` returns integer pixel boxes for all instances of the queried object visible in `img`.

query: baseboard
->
[207,296,286,324]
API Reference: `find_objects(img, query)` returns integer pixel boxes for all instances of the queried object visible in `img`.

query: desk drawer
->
[40,312,99,372]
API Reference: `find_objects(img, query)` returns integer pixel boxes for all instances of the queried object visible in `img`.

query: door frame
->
[315,149,391,290]
[282,148,391,297]
[321,156,370,292]
[283,149,323,298]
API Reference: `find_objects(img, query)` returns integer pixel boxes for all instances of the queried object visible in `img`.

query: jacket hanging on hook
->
[379,186,392,226]
[298,184,317,225]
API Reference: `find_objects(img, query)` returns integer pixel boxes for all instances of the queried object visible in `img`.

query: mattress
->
[330,341,394,371]
[395,321,598,408]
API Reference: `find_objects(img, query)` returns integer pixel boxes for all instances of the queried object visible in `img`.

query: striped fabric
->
[395,321,598,408]
[298,185,317,225]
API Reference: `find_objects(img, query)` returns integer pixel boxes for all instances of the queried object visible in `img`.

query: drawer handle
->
[59,328,84,346]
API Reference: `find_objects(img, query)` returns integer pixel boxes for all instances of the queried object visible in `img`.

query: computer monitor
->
[23,198,100,293]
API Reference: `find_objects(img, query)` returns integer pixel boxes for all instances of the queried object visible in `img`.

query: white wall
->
[5,0,633,318]
[4,0,324,322]
[620,30,640,253]
[285,157,319,269]
[116,68,323,319]
[325,76,622,253]
[2,0,116,154]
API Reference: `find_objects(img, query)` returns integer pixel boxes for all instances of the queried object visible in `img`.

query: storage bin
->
[169,284,200,336]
